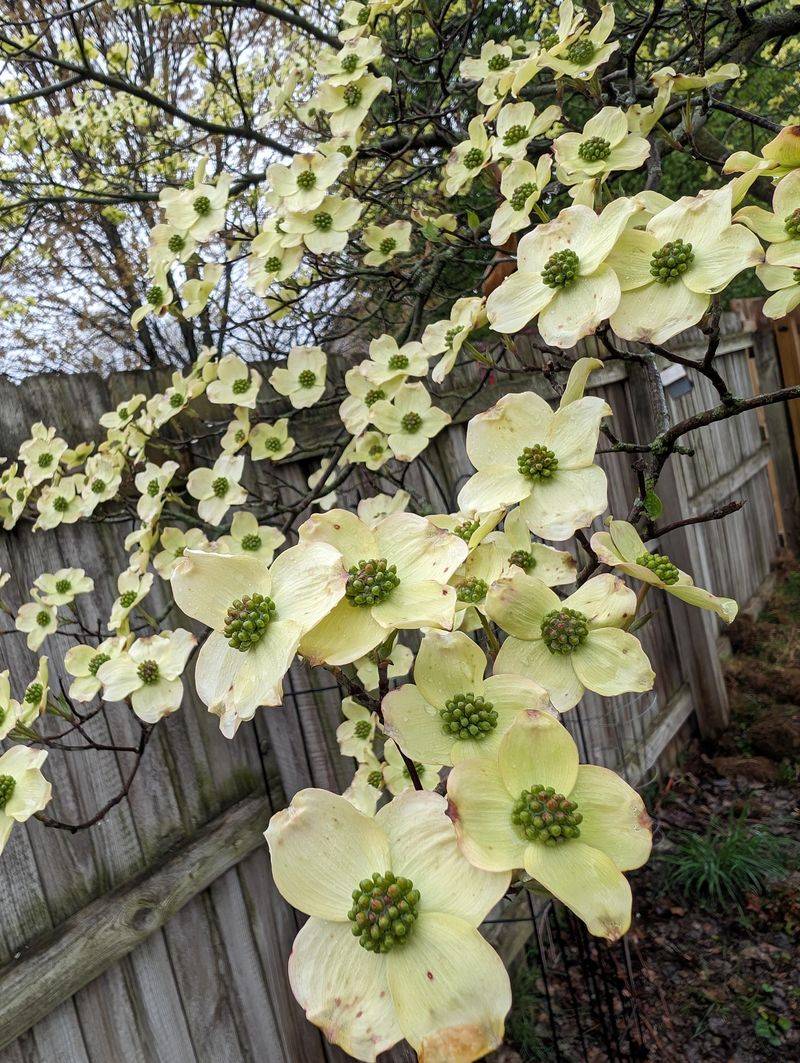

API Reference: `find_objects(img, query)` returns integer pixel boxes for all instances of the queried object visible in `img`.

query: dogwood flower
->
[353,640,414,691]
[337,696,379,760]
[590,519,738,622]
[283,195,363,254]
[298,509,467,665]
[247,238,304,293]
[15,598,57,651]
[369,383,451,461]
[458,358,609,540]
[269,345,327,408]
[314,74,391,138]
[216,511,285,561]
[422,297,486,384]
[33,567,94,606]
[266,788,511,1061]
[64,636,127,702]
[356,490,411,528]
[486,198,637,344]
[607,184,763,344]
[98,629,196,723]
[339,365,403,436]
[544,3,618,80]
[447,711,652,939]
[135,460,179,522]
[131,274,173,329]
[492,102,561,162]
[346,430,393,470]
[0,747,52,855]
[486,506,577,586]
[147,223,198,273]
[0,670,20,741]
[343,755,383,816]
[170,544,347,736]
[383,629,549,767]
[757,259,800,318]
[266,151,348,213]
[490,155,553,247]
[220,407,252,453]
[451,541,513,631]
[249,419,295,462]
[187,454,247,525]
[159,165,231,242]
[651,62,740,93]
[34,475,86,530]
[318,35,383,84]
[19,424,68,486]
[487,572,654,710]
[181,264,223,318]
[554,108,649,184]
[206,354,262,408]
[364,336,429,384]
[429,509,504,552]
[154,526,208,579]
[81,455,123,508]
[363,220,412,266]
[18,657,48,726]
[99,394,146,431]
[444,116,491,195]
[460,41,517,107]
[109,569,154,631]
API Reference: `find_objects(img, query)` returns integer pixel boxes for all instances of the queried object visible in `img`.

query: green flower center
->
[118,407,130,420]
[635,550,680,585]
[510,181,537,211]
[518,444,558,481]
[91,478,106,495]
[193,194,212,216]
[241,533,262,551]
[388,353,408,370]
[440,692,497,740]
[36,609,51,627]
[343,84,363,107]
[119,590,138,609]
[348,871,420,953]
[170,392,185,408]
[367,769,383,788]
[88,652,110,677]
[456,576,488,604]
[313,211,333,231]
[794,268,800,284]
[542,249,579,288]
[541,607,589,654]
[566,38,595,66]
[224,592,277,650]
[264,436,282,452]
[401,411,422,433]
[463,147,484,170]
[232,377,251,395]
[541,30,559,49]
[453,518,480,541]
[137,659,160,685]
[379,237,397,255]
[784,208,800,239]
[503,123,529,147]
[364,387,386,407]
[147,285,164,306]
[445,325,464,347]
[341,52,360,73]
[16,488,26,501]
[37,452,54,469]
[512,785,582,844]
[509,549,536,573]
[25,682,43,705]
[0,776,16,811]
[0,706,5,726]
[212,476,229,497]
[265,255,283,273]
[368,443,384,457]
[53,496,69,513]
[578,135,611,162]
[168,233,186,253]
[294,166,317,191]
[354,719,372,739]
[147,478,160,497]
[345,558,400,606]
[403,760,425,780]
[55,579,71,595]
[357,7,369,24]
[298,369,317,388]
[235,429,246,443]
[487,53,511,71]
[650,239,694,283]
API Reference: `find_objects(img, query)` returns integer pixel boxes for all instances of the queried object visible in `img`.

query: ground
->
[498,557,800,1062]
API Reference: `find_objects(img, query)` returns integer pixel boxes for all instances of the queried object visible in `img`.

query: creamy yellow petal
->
[414,629,487,708]
[446,757,525,871]
[519,465,608,541]
[570,764,652,870]
[171,550,271,629]
[564,573,637,627]
[485,572,560,638]
[300,598,386,666]
[571,627,654,697]
[498,711,579,795]
[382,684,456,764]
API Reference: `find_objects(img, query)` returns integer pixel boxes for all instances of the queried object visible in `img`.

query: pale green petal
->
[266,788,390,920]
[372,581,457,632]
[171,550,271,629]
[269,541,347,632]
[546,396,609,469]
[564,573,636,627]
[583,106,627,145]
[571,627,654,697]
[445,757,525,871]
[734,206,788,243]
[482,673,550,717]
[763,284,800,318]
[683,226,763,294]
[414,629,487,708]
[570,765,652,870]
[377,513,467,584]
[559,356,603,406]
[299,509,377,568]
[381,683,456,764]
[608,518,647,561]
[494,636,585,711]
[300,599,386,666]
[498,711,579,796]
[486,270,553,334]
[524,842,633,940]
[537,266,620,349]
[604,228,658,291]
[386,912,511,1061]
[465,391,554,470]
[376,790,510,923]
[519,465,608,541]
[668,583,738,622]
[457,467,531,515]
[288,917,401,1061]
[610,279,709,345]
[485,573,560,638]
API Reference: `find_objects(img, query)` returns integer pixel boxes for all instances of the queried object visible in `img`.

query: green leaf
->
[643,485,663,520]
[466,210,480,231]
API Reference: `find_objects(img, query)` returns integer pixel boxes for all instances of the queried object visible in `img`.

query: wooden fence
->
[0,312,794,1062]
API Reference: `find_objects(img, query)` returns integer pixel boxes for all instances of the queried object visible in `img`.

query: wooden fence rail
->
[0,312,793,1062]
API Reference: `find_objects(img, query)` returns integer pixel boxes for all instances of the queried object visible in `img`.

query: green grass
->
[660,813,796,911]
